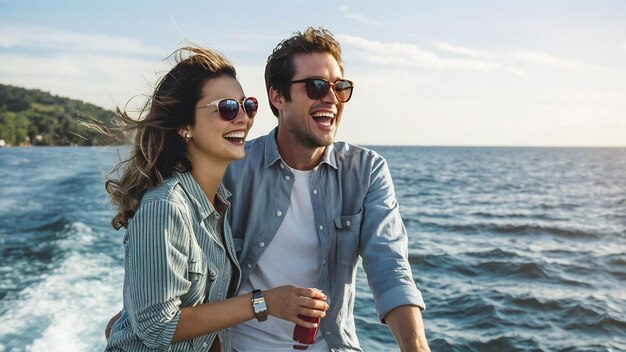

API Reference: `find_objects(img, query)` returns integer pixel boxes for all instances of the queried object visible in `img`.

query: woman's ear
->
[178,127,191,142]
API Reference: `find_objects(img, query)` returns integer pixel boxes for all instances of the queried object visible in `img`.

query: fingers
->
[297,295,329,313]
[296,287,327,301]
[297,306,326,319]
[264,286,329,323]
[104,311,121,340]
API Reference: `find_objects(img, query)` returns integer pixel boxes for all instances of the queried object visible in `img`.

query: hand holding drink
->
[293,289,325,350]
[258,286,327,349]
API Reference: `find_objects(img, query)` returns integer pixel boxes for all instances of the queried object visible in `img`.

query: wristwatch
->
[252,289,268,322]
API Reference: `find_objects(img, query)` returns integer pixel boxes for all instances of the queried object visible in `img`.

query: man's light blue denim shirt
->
[224,128,425,351]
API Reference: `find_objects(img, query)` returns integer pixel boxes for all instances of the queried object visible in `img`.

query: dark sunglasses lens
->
[334,80,354,102]
[218,99,239,120]
[244,97,258,118]
[305,79,331,100]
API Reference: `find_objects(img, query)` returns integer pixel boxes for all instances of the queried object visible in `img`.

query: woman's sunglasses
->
[197,97,259,121]
[289,78,354,103]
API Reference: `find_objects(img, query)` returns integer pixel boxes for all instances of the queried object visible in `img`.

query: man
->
[223,27,430,352]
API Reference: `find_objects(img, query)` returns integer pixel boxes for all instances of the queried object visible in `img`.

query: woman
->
[104,46,328,351]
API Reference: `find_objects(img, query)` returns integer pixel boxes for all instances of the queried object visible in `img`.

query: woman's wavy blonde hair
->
[106,46,236,230]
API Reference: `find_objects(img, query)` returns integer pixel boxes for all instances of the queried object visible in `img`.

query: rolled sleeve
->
[125,200,191,349]
[377,285,426,322]
[360,157,426,322]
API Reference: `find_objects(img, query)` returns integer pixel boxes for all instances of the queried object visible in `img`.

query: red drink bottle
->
[293,314,321,350]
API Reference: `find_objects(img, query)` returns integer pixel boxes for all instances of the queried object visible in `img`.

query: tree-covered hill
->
[0,83,123,146]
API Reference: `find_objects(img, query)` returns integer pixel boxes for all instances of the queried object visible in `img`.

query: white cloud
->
[435,42,498,60]
[0,24,164,56]
[343,13,382,27]
[511,51,604,70]
[0,53,166,109]
[338,4,381,26]
[0,24,172,109]
[433,41,611,73]
[338,34,525,75]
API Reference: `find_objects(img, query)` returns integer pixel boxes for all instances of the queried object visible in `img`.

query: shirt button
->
[280,163,285,169]
[202,342,208,348]
[346,220,351,226]
[276,211,282,217]
[259,242,265,247]
[284,175,291,181]
[247,263,252,268]
[313,189,318,195]
[319,225,324,231]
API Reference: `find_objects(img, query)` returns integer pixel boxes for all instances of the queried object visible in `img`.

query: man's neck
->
[276,137,326,171]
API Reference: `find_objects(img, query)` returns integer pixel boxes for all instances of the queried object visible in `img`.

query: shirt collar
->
[173,171,231,221]
[263,127,338,170]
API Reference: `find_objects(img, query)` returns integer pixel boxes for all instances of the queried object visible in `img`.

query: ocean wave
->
[492,224,600,239]
[0,250,123,351]
[558,343,626,352]
[509,295,564,311]
[427,338,458,352]
[465,335,541,352]
[408,252,482,278]
[22,218,69,233]
[54,171,101,192]
[411,218,602,239]
[565,314,626,335]
[476,261,550,280]
[603,254,626,280]
[474,260,593,288]
[562,303,626,335]
[539,202,582,210]
[0,221,103,305]
[464,248,523,260]
[432,291,515,331]
[469,210,555,220]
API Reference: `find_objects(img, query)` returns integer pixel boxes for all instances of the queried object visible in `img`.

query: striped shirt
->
[106,171,241,351]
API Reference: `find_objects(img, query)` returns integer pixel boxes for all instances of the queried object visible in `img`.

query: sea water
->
[0,146,625,351]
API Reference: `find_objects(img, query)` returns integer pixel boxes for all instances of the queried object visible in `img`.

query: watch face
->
[254,300,267,314]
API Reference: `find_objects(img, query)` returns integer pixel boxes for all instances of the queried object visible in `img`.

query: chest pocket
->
[333,208,363,266]
[183,258,208,306]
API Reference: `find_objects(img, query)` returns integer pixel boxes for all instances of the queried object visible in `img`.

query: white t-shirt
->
[231,168,329,351]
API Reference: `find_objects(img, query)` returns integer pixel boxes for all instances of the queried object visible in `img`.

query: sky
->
[1,0,625,146]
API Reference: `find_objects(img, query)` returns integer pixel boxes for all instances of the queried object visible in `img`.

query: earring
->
[184,132,191,142]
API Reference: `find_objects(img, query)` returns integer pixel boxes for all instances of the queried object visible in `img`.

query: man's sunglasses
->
[197,97,259,121]
[289,78,354,103]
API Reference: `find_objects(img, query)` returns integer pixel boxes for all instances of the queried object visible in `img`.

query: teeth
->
[224,131,245,138]
[311,112,334,118]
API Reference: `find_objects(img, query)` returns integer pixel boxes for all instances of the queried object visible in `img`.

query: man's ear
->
[269,87,285,110]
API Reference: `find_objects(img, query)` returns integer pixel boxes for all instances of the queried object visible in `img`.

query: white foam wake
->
[0,222,123,352]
